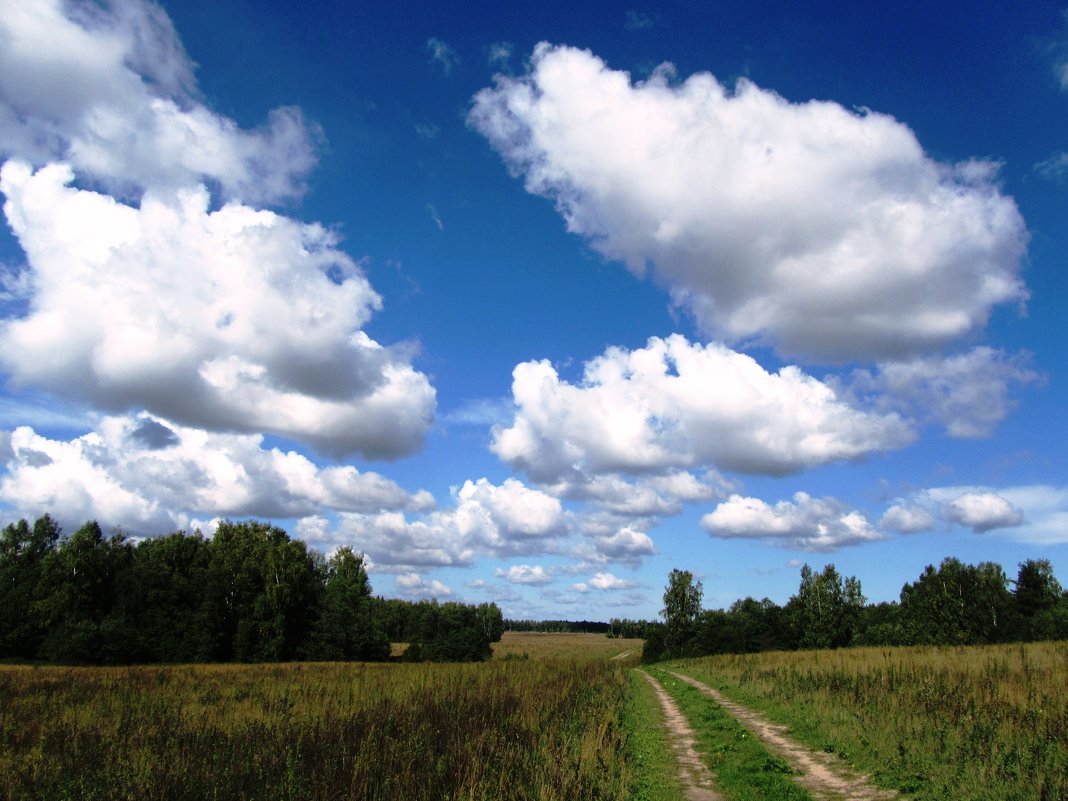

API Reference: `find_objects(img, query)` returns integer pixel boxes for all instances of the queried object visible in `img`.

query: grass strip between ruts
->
[623,669,689,801]
[646,668,814,801]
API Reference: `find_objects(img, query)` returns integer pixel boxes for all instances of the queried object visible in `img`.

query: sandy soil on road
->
[639,670,725,801]
[666,671,900,801]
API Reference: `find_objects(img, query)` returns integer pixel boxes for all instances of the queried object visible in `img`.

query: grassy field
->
[0,656,632,800]
[666,640,1068,801]
[492,631,643,662]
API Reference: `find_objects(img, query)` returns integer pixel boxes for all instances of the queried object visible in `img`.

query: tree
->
[0,515,59,658]
[661,569,702,658]
[309,547,389,661]
[899,558,1012,645]
[788,564,865,649]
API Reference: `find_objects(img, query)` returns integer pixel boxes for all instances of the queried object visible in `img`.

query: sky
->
[0,0,1066,620]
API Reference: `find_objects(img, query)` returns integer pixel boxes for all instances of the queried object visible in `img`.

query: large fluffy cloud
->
[492,334,912,482]
[0,162,434,458]
[0,415,434,534]
[0,0,316,203]
[701,492,883,551]
[470,44,1028,361]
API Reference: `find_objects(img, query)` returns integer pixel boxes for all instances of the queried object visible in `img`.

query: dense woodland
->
[0,516,503,664]
[644,559,1068,662]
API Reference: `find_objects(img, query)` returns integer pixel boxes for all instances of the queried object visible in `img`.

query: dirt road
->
[664,670,900,801]
[638,670,724,800]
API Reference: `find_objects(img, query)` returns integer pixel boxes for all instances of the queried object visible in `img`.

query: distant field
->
[493,630,644,661]
[667,640,1068,801]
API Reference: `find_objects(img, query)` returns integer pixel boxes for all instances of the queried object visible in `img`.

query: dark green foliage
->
[786,564,866,649]
[660,568,702,658]
[0,514,501,665]
[308,547,388,661]
[899,558,1014,645]
[644,557,1068,663]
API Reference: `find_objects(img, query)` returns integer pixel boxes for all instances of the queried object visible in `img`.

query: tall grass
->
[672,641,1068,801]
[0,659,631,800]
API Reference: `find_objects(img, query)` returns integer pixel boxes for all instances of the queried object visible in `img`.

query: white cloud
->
[488,42,513,69]
[884,485,1067,541]
[495,564,554,585]
[492,334,912,482]
[427,37,458,75]
[308,477,565,571]
[701,492,883,551]
[0,0,317,203]
[940,490,1024,533]
[0,161,434,458]
[847,347,1039,438]
[395,573,453,598]
[0,416,434,535]
[880,503,936,534]
[547,469,728,517]
[470,44,1028,361]
[588,571,638,590]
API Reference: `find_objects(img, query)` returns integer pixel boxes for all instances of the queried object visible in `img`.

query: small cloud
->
[427,37,459,75]
[495,564,554,585]
[624,10,658,30]
[414,122,439,139]
[395,573,453,598]
[588,571,638,590]
[488,42,513,69]
[426,203,444,231]
[944,491,1024,532]
[1035,151,1068,182]
[880,503,936,534]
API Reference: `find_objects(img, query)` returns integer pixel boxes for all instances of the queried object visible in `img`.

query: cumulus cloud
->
[0,0,435,460]
[883,485,1062,539]
[470,44,1028,361]
[938,490,1025,532]
[0,161,434,459]
[395,573,453,598]
[701,492,883,551]
[588,571,638,590]
[492,334,912,482]
[547,469,729,517]
[0,0,317,203]
[308,478,565,571]
[0,415,434,534]
[496,564,554,585]
[880,503,936,534]
[846,347,1039,438]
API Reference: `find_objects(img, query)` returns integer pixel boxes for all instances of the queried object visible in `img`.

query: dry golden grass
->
[492,631,644,662]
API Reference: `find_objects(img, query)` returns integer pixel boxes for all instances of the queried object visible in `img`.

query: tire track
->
[638,670,724,800]
[667,671,900,801]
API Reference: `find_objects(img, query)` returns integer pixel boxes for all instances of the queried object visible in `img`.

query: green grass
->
[666,641,1068,801]
[647,668,813,801]
[622,670,687,801]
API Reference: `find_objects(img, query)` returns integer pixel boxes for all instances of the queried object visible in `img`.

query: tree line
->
[0,515,503,665]
[644,557,1068,662]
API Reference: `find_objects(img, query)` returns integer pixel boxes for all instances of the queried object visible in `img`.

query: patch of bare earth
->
[668,671,900,801]
[638,670,724,801]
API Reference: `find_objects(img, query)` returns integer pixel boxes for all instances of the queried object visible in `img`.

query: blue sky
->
[0,0,1066,619]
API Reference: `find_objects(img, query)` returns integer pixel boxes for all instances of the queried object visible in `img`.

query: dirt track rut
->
[638,670,724,800]
[665,671,900,801]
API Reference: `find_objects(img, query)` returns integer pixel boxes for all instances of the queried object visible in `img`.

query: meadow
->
[0,638,640,801]
[667,640,1068,801]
